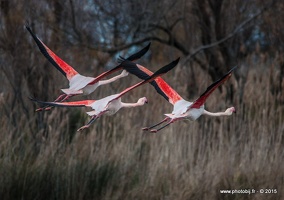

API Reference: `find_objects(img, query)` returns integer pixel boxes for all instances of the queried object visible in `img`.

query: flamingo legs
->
[35,94,73,111]
[142,117,171,132]
[77,110,108,131]
[143,117,180,133]
[77,115,98,131]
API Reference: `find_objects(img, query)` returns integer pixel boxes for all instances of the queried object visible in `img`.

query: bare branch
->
[69,0,81,42]
[181,1,275,66]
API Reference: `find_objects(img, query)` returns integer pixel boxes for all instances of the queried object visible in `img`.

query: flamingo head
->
[225,107,236,115]
[138,97,148,105]
[120,70,129,77]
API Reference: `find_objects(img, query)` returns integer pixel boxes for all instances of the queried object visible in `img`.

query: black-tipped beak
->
[144,97,148,104]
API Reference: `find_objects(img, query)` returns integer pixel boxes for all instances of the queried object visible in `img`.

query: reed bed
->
[0,57,283,200]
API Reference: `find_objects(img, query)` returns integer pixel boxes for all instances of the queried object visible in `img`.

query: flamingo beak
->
[145,97,148,104]
[232,107,236,113]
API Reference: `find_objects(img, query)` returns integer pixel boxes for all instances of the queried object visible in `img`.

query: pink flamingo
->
[123,62,237,132]
[30,58,180,131]
[26,26,150,111]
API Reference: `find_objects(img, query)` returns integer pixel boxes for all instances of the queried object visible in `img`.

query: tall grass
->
[0,58,283,200]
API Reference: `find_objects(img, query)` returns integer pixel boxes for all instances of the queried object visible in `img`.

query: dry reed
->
[0,57,283,200]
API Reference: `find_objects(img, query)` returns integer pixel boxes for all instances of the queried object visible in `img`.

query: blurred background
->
[0,0,283,199]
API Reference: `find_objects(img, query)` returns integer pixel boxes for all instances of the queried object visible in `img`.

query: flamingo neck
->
[121,100,146,108]
[121,102,144,108]
[98,70,128,86]
[203,109,233,117]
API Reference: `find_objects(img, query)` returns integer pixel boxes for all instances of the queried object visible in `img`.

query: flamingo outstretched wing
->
[26,26,78,80]
[122,61,183,105]
[118,43,151,62]
[88,43,151,85]
[30,97,95,108]
[189,65,238,109]
[110,58,180,102]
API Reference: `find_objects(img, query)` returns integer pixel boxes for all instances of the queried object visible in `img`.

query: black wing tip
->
[25,22,33,33]
[29,96,37,102]
[25,21,30,29]
[198,64,238,98]
[139,41,151,53]
[144,42,151,51]
[135,42,151,55]
[25,25,32,32]
[148,57,180,80]
[172,57,180,64]
[117,55,126,63]
[25,24,37,39]
[121,42,152,62]
[117,42,151,64]
[25,25,68,78]
[229,65,238,72]
[224,65,238,77]
[29,96,44,104]
[164,57,180,70]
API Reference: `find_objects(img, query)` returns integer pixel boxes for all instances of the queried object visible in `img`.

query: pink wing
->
[110,58,180,101]
[26,26,78,80]
[30,97,95,107]
[123,62,183,105]
[189,65,238,109]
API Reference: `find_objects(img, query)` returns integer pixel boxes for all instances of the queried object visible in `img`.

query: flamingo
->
[121,60,237,132]
[30,58,180,131]
[26,25,150,111]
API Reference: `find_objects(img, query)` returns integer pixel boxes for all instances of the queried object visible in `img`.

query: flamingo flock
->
[26,26,150,111]
[27,25,237,132]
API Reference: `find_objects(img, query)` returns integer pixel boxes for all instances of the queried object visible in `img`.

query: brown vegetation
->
[0,0,283,199]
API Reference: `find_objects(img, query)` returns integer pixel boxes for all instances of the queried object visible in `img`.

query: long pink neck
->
[203,110,231,117]
[121,101,145,108]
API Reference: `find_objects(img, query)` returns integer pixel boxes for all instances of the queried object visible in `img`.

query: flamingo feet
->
[142,127,158,133]
[77,125,89,131]
[35,108,43,112]
[142,127,150,131]
[43,107,52,111]
[35,107,52,112]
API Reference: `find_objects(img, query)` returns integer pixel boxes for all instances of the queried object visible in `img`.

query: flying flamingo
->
[30,58,180,131]
[26,25,150,111]
[121,61,237,132]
